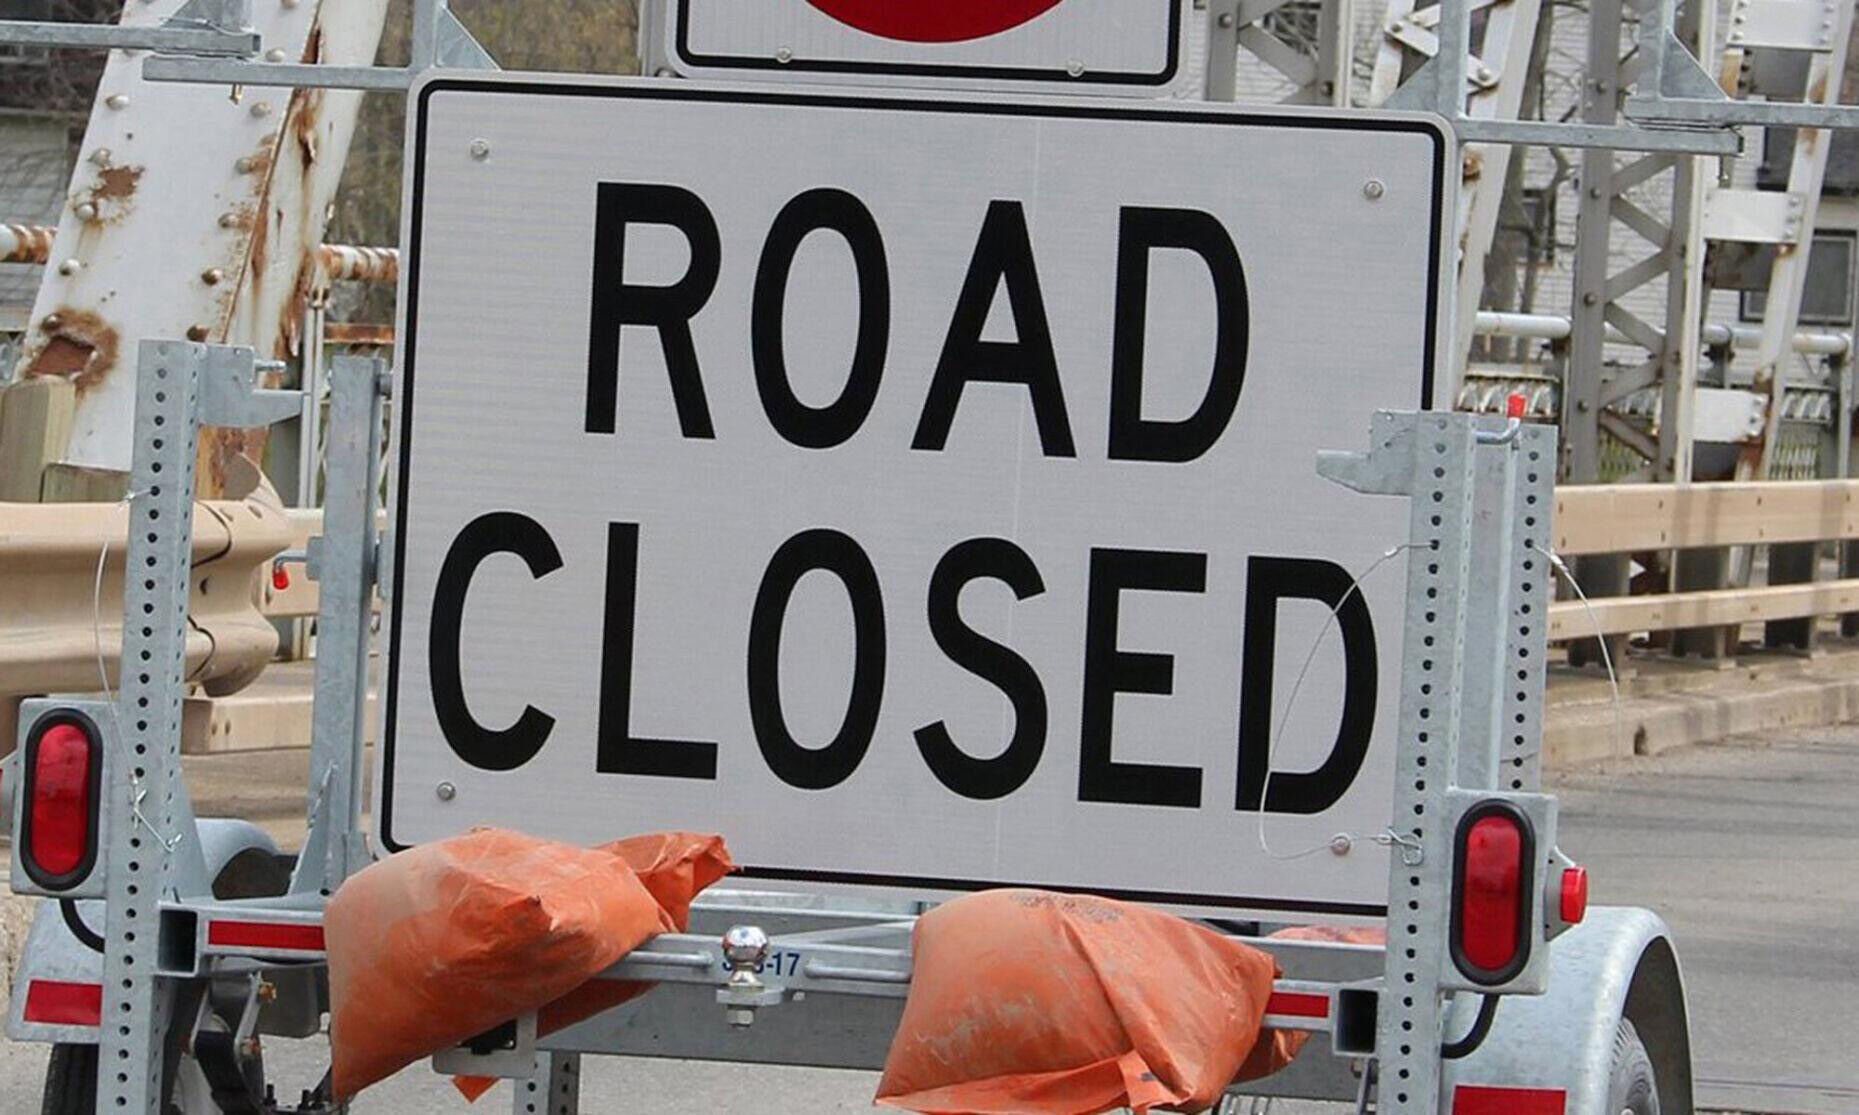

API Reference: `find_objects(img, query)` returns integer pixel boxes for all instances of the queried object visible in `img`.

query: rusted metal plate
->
[10,0,388,493]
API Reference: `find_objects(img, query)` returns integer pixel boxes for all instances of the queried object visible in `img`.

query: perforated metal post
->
[1322,412,1560,1111]
[512,1051,581,1115]
[293,356,385,896]
[1458,422,1557,792]
[97,340,207,1111]
[1322,412,1479,1113]
[1495,428,1555,795]
[1376,415,1476,1113]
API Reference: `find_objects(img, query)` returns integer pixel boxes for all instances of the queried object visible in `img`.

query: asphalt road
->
[4,723,1856,1113]
[1545,725,1859,1115]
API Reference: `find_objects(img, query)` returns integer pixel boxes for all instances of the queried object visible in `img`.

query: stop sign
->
[666,0,1192,98]
[805,0,1066,43]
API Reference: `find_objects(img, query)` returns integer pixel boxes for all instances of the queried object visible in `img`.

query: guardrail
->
[0,498,292,699]
[1547,480,1859,642]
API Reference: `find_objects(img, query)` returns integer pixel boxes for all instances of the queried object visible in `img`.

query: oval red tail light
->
[22,716,102,890]
[1451,803,1534,984]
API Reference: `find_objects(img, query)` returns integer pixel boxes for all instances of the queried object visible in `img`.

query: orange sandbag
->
[876,890,1281,1115]
[451,832,735,1102]
[1237,923,1389,1080]
[325,828,729,1100]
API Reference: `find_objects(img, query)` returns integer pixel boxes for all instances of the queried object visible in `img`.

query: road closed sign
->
[661,0,1198,97]
[383,75,1447,916]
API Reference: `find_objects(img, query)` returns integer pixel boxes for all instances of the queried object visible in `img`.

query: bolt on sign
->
[383,74,1449,917]
[657,0,1201,97]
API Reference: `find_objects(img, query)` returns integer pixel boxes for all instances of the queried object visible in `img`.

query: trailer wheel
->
[37,848,292,1114]
[1607,1018,1661,1115]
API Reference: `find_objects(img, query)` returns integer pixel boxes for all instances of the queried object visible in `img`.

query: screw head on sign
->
[1363,179,1386,200]
[435,781,456,801]
[1328,833,1354,856]
[469,138,491,161]
[1507,393,1528,420]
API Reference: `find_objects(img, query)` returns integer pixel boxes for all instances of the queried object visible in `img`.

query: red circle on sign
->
[805,0,1067,43]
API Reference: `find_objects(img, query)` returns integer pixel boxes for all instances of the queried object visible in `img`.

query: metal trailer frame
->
[6,332,1693,1115]
[10,0,1814,1109]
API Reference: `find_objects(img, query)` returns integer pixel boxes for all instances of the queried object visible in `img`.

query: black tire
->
[1606,1017,1661,1115]
[40,1042,98,1115]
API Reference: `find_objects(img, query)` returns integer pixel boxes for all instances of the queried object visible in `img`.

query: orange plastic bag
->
[324,828,731,1100]
[451,832,734,1101]
[875,890,1281,1115]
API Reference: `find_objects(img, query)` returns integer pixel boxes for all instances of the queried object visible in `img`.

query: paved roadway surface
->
[3,724,1856,1113]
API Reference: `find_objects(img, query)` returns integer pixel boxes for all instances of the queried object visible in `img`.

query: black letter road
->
[388,82,1442,914]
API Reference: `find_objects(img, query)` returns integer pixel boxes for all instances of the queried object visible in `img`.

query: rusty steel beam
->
[0,497,292,699]
[1,223,56,265]
[7,0,388,495]
[316,243,399,284]
[3,228,402,283]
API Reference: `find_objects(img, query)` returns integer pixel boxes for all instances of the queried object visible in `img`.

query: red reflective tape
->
[1453,1085,1567,1115]
[23,980,102,1026]
[1264,991,1330,1018]
[207,919,325,952]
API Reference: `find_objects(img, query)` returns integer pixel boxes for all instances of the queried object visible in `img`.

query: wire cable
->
[1530,543,1624,760]
[1253,542,1424,862]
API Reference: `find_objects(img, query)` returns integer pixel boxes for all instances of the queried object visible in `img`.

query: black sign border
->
[383,76,1447,919]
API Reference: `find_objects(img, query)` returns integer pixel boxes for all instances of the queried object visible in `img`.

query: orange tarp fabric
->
[875,890,1282,1115]
[323,828,731,1101]
[452,832,734,1102]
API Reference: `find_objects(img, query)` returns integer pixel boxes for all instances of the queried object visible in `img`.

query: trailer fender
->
[7,818,280,1043]
[1440,905,1693,1115]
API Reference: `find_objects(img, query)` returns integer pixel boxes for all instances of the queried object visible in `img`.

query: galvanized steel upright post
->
[96,340,211,1111]
[512,1051,582,1115]
[292,355,385,896]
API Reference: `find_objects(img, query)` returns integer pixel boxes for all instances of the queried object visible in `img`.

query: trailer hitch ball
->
[720,924,774,1028]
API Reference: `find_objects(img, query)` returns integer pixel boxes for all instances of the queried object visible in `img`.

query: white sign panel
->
[384,75,1447,917]
[661,0,1198,97]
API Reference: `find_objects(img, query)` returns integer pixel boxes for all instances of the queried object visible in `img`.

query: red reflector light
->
[1452,803,1534,984]
[1264,991,1330,1019]
[207,919,326,953]
[272,564,291,591]
[22,979,103,1027]
[21,715,102,891]
[1453,1084,1566,1114]
[1560,865,1589,924]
